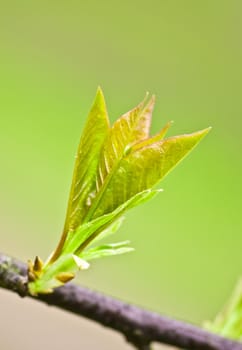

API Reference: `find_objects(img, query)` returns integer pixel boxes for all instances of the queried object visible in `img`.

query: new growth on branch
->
[2,89,242,349]
[28,88,210,295]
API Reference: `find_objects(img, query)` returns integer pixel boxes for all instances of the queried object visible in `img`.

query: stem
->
[1,252,242,350]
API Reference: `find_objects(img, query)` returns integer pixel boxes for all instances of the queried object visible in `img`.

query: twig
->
[0,252,242,350]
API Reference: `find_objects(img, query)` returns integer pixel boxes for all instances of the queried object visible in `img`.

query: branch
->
[0,252,241,350]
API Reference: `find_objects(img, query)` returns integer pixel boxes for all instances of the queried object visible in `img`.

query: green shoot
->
[28,88,210,295]
[205,278,242,340]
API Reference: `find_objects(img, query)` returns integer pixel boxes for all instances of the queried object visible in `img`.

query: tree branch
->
[0,252,241,350]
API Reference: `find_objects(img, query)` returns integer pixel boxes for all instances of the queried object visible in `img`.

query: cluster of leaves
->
[28,88,210,295]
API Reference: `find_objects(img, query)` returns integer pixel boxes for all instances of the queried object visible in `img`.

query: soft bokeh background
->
[0,1,241,349]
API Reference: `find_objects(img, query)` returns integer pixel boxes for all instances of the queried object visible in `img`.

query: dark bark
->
[0,252,241,350]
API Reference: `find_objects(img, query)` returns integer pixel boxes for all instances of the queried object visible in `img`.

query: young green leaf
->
[51,88,110,262]
[205,278,242,340]
[92,128,210,218]
[80,241,134,261]
[82,95,156,223]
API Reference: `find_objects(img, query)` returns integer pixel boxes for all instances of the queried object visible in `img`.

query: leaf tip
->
[150,94,156,103]
[139,91,151,108]
[145,94,156,111]
[96,85,104,97]
[73,255,90,270]
[193,126,212,141]
[201,126,212,133]
[94,86,106,106]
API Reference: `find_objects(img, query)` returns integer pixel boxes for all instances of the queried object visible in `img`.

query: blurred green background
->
[0,1,242,349]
